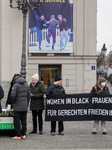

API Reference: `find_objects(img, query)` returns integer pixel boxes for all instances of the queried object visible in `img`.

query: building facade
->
[0,0,97,94]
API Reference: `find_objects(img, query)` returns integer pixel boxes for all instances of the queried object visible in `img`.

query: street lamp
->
[68,0,73,42]
[9,0,40,79]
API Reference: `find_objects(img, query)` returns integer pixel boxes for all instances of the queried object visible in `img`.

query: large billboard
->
[29,0,73,53]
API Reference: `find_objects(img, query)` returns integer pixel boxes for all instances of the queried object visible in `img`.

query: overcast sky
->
[97,0,112,54]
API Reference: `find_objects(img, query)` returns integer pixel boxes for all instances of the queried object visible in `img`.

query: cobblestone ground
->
[0,84,112,150]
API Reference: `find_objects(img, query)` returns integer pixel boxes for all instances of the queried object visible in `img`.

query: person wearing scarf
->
[91,77,110,135]
[29,73,45,135]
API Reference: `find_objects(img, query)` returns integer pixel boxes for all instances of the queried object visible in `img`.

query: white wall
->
[74,0,97,92]
[0,0,23,82]
[0,0,2,81]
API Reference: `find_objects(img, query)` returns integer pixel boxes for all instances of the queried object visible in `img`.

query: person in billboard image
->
[31,10,46,50]
[57,14,68,50]
[45,15,58,50]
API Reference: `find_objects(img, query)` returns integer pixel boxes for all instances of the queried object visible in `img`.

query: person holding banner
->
[91,77,110,135]
[46,75,65,136]
[29,73,45,135]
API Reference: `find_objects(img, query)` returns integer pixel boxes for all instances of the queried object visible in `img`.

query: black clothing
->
[58,20,67,31]
[108,74,112,83]
[30,81,45,133]
[54,75,62,82]
[46,83,65,96]
[29,130,37,134]
[0,85,4,112]
[0,85,4,100]
[14,111,27,137]
[32,10,46,30]
[46,82,65,133]
[30,81,45,111]
[11,75,30,137]
[11,76,30,111]
[91,84,110,95]
[32,110,43,132]
[51,121,64,133]
[6,74,17,107]
[37,18,46,30]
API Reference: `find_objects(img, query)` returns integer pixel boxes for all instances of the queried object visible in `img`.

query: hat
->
[99,77,106,84]
[32,73,39,81]
[58,14,62,18]
[51,15,55,18]
[41,14,44,17]
[55,75,62,82]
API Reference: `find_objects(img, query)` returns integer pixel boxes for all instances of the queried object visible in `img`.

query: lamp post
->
[68,0,73,42]
[9,0,40,79]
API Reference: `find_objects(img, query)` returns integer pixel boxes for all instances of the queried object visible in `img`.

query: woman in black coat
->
[6,74,17,108]
[46,75,65,136]
[0,85,4,112]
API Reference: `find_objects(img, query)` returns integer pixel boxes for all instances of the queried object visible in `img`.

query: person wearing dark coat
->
[0,85,4,112]
[46,75,65,136]
[29,73,46,135]
[91,77,110,135]
[11,74,30,140]
[6,74,17,108]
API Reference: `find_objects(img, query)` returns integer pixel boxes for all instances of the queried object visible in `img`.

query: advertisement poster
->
[29,0,73,53]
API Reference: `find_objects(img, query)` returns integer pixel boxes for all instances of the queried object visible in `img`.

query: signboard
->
[0,110,22,130]
[45,94,112,121]
[29,0,73,53]
[91,66,95,70]
[0,117,14,129]
[0,111,14,129]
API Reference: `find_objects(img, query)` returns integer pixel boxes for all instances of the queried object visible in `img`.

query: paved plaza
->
[0,84,112,150]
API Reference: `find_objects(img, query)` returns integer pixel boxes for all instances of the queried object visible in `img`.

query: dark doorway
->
[39,65,61,90]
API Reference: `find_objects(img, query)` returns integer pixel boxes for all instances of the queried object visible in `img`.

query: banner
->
[45,94,112,121]
[0,111,22,130]
[0,111,14,117]
[29,0,73,53]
